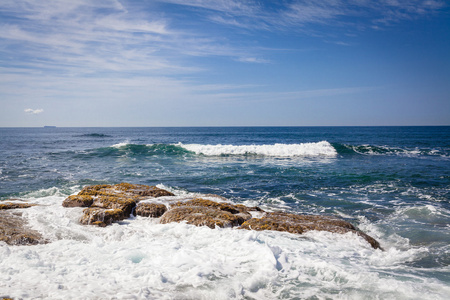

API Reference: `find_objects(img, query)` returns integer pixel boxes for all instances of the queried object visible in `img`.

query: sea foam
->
[177,141,337,157]
[1,190,449,300]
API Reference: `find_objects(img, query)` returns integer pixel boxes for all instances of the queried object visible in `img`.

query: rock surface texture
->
[0,201,38,210]
[63,183,174,226]
[0,211,44,245]
[240,212,381,249]
[61,183,382,249]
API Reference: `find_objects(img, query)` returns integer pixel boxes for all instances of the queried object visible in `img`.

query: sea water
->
[0,127,449,299]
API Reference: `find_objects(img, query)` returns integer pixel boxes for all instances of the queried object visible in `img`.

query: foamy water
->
[176,141,337,157]
[1,189,449,300]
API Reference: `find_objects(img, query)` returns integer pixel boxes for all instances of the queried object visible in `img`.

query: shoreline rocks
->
[63,183,174,226]
[135,203,167,218]
[0,202,38,210]
[61,183,382,249]
[0,183,382,249]
[239,212,381,249]
[0,200,45,246]
[0,211,45,246]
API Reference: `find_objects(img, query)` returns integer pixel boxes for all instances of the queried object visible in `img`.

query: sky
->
[0,0,449,127]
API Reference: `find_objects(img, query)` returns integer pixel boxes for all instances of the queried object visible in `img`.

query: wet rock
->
[240,212,381,249]
[80,208,127,227]
[0,212,45,245]
[91,196,136,217]
[135,203,167,218]
[160,206,247,228]
[171,198,253,221]
[0,202,38,210]
[159,198,255,228]
[63,183,175,226]
[62,195,94,207]
[240,212,356,233]
[78,183,174,199]
[62,183,381,249]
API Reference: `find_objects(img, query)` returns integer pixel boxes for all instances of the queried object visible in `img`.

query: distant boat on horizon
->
[43,126,56,128]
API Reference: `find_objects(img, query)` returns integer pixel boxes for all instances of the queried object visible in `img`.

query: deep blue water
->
[1,126,449,296]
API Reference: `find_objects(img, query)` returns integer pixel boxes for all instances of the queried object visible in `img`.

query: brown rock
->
[62,195,94,207]
[240,212,381,249]
[135,203,167,218]
[170,198,253,222]
[0,212,45,245]
[115,183,174,198]
[80,208,126,226]
[63,183,175,226]
[160,206,247,228]
[77,183,174,199]
[61,183,381,249]
[0,202,38,210]
[91,196,136,217]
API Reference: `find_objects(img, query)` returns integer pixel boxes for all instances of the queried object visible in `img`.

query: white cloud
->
[0,0,447,126]
[160,0,446,31]
[0,0,270,78]
[236,57,270,64]
[24,108,44,114]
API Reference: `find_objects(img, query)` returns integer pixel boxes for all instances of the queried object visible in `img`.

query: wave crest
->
[177,141,337,157]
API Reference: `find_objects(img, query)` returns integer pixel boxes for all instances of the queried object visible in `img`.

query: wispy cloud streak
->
[160,0,446,31]
[0,0,447,127]
[24,108,44,114]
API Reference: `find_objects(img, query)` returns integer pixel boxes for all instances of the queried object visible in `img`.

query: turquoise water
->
[0,127,449,299]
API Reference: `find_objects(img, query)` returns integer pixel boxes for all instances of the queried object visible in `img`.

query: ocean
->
[0,126,449,299]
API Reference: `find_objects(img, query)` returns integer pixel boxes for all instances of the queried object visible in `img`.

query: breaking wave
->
[177,141,337,157]
[78,142,448,159]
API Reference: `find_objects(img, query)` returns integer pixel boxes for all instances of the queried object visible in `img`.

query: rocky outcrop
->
[0,200,44,246]
[62,183,174,226]
[239,212,382,249]
[78,183,174,199]
[2,184,380,249]
[80,208,127,227]
[0,201,38,210]
[135,203,167,218]
[62,183,381,249]
[161,206,245,228]
[62,195,94,207]
[240,211,355,233]
[0,212,45,245]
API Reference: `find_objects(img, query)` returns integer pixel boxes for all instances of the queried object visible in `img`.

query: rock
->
[159,198,255,228]
[78,183,174,199]
[240,212,382,250]
[0,211,45,245]
[62,195,94,207]
[171,198,253,221]
[63,183,175,226]
[62,183,381,249]
[240,212,356,233]
[135,203,167,218]
[0,202,38,210]
[80,208,127,227]
[160,206,247,228]
[91,196,136,217]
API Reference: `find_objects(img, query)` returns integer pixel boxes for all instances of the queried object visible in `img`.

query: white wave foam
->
[111,141,130,148]
[1,189,449,300]
[177,141,337,157]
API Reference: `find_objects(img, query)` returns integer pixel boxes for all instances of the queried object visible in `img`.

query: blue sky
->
[1,0,449,126]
